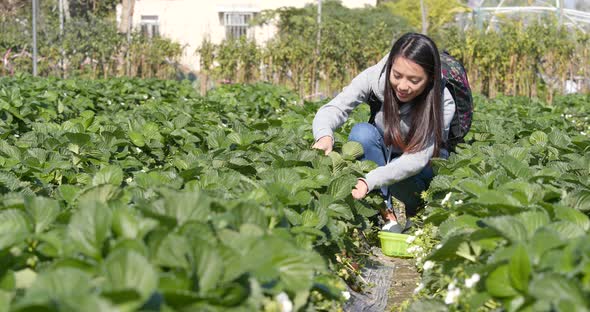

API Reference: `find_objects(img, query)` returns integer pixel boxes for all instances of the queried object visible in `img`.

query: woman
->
[312,33,456,233]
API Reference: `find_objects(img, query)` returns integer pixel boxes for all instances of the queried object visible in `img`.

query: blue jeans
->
[348,123,449,215]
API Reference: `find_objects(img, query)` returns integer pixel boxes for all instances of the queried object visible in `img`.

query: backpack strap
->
[367,90,382,125]
[367,63,388,124]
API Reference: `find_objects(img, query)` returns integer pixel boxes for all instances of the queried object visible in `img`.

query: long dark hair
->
[383,33,443,157]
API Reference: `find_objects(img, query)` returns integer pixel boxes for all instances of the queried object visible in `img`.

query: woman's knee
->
[348,122,381,145]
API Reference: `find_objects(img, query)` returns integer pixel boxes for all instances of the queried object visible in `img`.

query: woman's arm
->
[312,56,388,142]
[363,87,456,192]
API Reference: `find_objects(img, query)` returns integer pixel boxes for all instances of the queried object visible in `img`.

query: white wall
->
[132,0,376,72]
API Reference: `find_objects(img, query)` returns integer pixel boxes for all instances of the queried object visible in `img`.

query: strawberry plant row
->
[409,95,590,312]
[0,76,379,311]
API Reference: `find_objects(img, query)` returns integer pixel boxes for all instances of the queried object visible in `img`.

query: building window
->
[140,15,159,38]
[222,12,254,40]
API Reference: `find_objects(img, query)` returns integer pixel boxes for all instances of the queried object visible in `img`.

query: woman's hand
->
[312,136,333,155]
[351,179,369,199]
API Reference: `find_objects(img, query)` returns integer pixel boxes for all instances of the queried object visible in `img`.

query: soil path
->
[344,248,420,312]
[384,257,420,311]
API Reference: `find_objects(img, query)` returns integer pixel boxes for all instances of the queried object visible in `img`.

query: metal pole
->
[32,0,38,76]
[558,0,564,26]
[420,0,427,35]
[314,0,321,99]
[126,0,132,76]
[59,0,65,77]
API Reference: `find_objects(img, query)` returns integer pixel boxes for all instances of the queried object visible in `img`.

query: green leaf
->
[562,189,590,212]
[0,209,32,249]
[92,165,124,186]
[14,268,36,289]
[458,179,488,196]
[154,234,191,270]
[56,185,81,205]
[0,140,21,160]
[548,129,571,148]
[342,141,364,160]
[16,268,100,310]
[157,190,211,227]
[554,205,590,231]
[65,132,91,147]
[103,249,158,300]
[112,208,157,240]
[427,234,467,261]
[250,236,323,293]
[529,131,548,147]
[129,130,145,147]
[327,175,355,200]
[543,221,586,240]
[529,273,588,308]
[68,200,112,259]
[486,265,519,298]
[438,215,480,237]
[192,241,223,295]
[0,290,11,312]
[407,299,448,312]
[515,210,550,238]
[483,216,528,243]
[327,151,345,173]
[301,210,321,228]
[509,244,531,292]
[24,196,60,234]
[530,228,565,263]
[474,190,523,209]
[500,155,532,179]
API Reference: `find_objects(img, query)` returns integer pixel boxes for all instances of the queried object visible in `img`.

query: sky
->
[467,0,589,10]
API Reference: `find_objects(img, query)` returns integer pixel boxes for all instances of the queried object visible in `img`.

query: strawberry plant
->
[407,95,590,312]
[0,75,386,311]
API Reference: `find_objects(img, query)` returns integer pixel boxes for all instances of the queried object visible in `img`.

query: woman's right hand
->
[312,136,333,155]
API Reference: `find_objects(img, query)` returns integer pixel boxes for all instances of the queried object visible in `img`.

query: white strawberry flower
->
[406,235,416,244]
[276,292,293,312]
[415,229,424,236]
[454,200,463,205]
[125,177,133,183]
[423,260,435,271]
[413,283,425,294]
[448,281,457,290]
[465,273,480,288]
[441,192,452,205]
[406,245,418,253]
[341,291,351,301]
[444,288,461,304]
[435,244,443,250]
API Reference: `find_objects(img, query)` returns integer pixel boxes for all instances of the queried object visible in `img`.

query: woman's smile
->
[390,56,428,103]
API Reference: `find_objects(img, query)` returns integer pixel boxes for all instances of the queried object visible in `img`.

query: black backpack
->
[367,51,473,152]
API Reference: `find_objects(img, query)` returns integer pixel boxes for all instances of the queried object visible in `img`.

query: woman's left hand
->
[351,179,369,199]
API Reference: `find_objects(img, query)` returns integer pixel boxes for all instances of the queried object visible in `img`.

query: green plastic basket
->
[378,231,413,258]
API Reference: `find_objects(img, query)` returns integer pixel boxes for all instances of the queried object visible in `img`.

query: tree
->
[118,0,135,33]
[383,0,469,34]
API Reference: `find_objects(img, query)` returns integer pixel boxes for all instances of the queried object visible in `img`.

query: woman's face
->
[389,56,429,103]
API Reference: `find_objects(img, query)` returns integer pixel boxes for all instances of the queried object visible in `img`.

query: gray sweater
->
[312,55,456,192]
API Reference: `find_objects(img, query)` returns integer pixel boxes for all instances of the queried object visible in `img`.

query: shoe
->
[382,221,403,233]
[381,220,414,234]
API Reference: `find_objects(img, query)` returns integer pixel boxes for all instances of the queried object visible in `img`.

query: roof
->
[216,5,261,13]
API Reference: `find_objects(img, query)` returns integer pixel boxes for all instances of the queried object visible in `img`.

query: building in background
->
[123,0,376,72]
